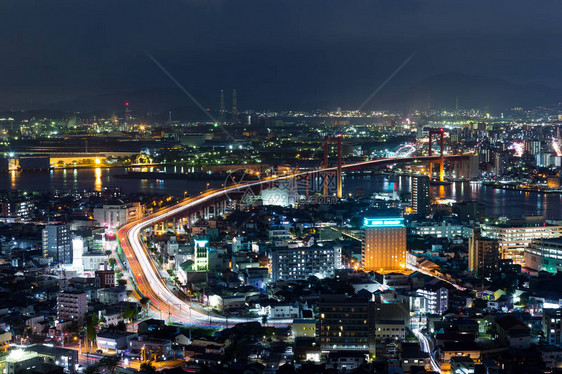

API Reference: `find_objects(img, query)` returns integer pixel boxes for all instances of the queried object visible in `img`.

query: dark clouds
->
[0,0,560,110]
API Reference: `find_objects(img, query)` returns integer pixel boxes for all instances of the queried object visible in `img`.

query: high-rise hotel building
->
[468,228,499,278]
[412,176,430,216]
[362,217,407,272]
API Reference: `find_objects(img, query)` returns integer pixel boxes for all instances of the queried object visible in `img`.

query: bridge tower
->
[323,136,343,198]
[428,128,445,182]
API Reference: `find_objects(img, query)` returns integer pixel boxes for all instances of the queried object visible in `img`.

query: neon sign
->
[363,217,404,227]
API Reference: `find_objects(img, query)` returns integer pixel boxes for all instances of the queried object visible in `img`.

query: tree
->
[86,314,99,348]
[108,258,117,269]
[140,362,157,374]
[84,365,98,374]
[140,297,151,312]
[99,355,120,374]
[66,321,80,335]
[123,305,138,322]
[115,320,127,332]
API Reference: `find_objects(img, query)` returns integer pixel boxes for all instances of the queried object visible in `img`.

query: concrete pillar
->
[337,137,342,198]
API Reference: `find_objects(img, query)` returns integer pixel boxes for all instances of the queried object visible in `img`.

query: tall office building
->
[468,228,499,278]
[451,154,480,179]
[412,176,430,216]
[543,309,562,347]
[42,224,72,264]
[318,294,374,352]
[362,217,407,272]
[271,245,342,281]
[195,239,209,271]
[452,201,486,223]
[525,140,542,156]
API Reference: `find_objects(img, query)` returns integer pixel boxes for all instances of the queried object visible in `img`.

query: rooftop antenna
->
[145,51,235,141]
[125,102,131,121]
[220,90,226,124]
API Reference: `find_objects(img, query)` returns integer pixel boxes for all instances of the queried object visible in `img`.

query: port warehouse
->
[0,152,137,171]
[0,155,50,171]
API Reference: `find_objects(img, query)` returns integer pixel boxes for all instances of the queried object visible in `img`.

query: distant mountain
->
[36,88,216,121]
[0,109,71,121]
[11,72,562,117]
[378,72,562,112]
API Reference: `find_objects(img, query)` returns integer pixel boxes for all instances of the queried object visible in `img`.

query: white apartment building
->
[271,244,342,281]
[481,223,562,265]
[57,291,88,323]
[409,221,472,239]
[93,201,142,229]
[98,286,127,304]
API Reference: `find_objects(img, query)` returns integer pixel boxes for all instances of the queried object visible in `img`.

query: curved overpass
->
[117,155,467,325]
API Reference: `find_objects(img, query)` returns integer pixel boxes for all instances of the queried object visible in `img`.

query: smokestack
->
[220,90,226,124]
[231,89,238,123]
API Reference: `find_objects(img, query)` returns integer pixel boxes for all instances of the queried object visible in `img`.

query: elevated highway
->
[117,155,468,325]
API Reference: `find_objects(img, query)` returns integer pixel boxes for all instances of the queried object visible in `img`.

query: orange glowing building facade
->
[362,217,407,272]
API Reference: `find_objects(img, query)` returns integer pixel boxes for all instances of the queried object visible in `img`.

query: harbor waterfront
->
[2,167,561,220]
[2,1,562,372]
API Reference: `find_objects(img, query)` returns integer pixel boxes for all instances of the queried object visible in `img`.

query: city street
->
[413,328,441,373]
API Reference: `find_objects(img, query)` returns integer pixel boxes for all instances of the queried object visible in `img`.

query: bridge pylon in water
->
[428,128,445,182]
[323,136,343,198]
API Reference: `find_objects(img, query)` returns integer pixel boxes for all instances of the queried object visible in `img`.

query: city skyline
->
[1,2,562,373]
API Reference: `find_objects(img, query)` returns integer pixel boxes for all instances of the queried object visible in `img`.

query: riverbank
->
[482,182,562,194]
[114,171,233,181]
[1,168,561,219]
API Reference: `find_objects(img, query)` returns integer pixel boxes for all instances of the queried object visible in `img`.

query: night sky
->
[1,0,561,112]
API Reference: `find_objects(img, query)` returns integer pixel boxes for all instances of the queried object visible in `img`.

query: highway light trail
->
[118,155,465,325]
[413,328,441,373]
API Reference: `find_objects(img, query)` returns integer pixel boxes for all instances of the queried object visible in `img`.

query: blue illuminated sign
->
[363,217,404,228]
